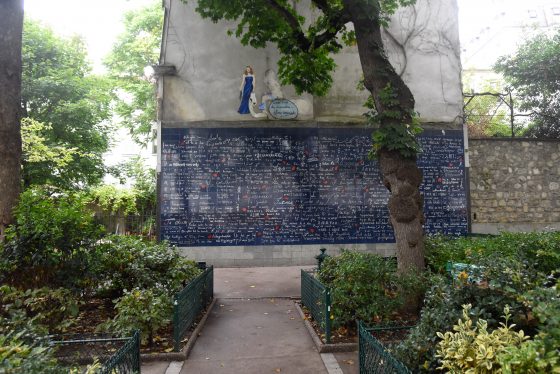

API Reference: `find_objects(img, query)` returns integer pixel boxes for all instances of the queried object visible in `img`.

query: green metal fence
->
[358,321,411,374]
[300,269,332,344]
[173,265,214,351]
[51,330,141,373]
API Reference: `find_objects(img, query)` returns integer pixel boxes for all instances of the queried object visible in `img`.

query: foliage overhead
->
[495,29,560,138]
[22,19,113,188]
[188,0,415,97]
[105,2,163,145]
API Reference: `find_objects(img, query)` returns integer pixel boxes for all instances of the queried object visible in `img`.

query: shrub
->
[0,187,103,289]
[426,232,560,275]
[0,286,81,333]
[92,235,201,298]
[0,331,61,374]
[436,304,528,373]
[498,282,560,373]
[318,251,426,328]
[394,262,533,373]
[99,288,172,345]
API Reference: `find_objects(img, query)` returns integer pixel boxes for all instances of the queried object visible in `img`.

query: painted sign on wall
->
[160,127,467,246]
[268,99,298,119]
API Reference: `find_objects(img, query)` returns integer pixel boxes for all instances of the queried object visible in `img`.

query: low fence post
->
[173,297,180,352]
[325,288,331,344]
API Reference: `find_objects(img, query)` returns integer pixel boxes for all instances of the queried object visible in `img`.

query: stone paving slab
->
[141,361,171,374]
[180,298,327,374]
[334,352,359,374]
[214,266,313,299]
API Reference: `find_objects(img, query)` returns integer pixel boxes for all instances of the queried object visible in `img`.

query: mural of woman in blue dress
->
[238,66,255,114]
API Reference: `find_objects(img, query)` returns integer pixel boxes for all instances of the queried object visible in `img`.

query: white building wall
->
[160,0,462,124]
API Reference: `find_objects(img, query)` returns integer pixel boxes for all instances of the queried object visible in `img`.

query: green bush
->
[318,251,426,328]
[426,232,560,275]
[498,282,560,373]
[0,187,103,288]
[0,331,61,374]
[99,287,171,345]
[0,286,81,333]
[92,235,202,297]
[394,259,537,373]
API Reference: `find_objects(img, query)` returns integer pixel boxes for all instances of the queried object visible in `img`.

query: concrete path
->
[180,298,326,373]
[214,266,309,299]
[142,266,343,374]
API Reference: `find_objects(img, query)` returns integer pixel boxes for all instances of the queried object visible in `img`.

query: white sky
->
[24,0,560,74]
[24,0,156,74]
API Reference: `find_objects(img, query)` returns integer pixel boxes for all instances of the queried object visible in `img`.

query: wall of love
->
[160,127,468,247]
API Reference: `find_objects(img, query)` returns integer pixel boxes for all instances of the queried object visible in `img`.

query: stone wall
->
[469,138,560,233]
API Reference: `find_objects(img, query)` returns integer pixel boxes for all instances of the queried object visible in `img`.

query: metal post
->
[509,90,515,138]
[316,247,328,270]
[325,288,331,344]
[134,330,141,373]
[173,297,180,352]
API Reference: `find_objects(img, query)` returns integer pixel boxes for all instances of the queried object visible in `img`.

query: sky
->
[24,0,155,73]
[457,0,560,69]
[24,0,560,74]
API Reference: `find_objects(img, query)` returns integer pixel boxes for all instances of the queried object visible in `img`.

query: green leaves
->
[105,2,163,146]
[317,251,425,328]
[99,287,172,345]
[277,47,336,96]
[494,30,560,138]
[22,19,112,188]
[436,304,528,373]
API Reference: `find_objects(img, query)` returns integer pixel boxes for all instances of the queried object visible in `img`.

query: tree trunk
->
[0,0,24,240]
[342,0,425,271]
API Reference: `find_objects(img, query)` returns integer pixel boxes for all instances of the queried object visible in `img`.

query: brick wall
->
[469,138,560,233]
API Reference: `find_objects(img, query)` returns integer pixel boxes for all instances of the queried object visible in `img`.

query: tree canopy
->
[22,19,113,188]
[495,30,560,138]
[104,2,163,145]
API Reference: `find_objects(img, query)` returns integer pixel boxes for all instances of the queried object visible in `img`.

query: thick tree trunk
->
[342,0,425,271]
[0,0,24,240]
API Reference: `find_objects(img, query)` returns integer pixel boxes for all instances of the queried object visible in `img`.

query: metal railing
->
[358,321,411,374]
[50,330,141,373]
[300,269,332,344]
[173,265,214,351]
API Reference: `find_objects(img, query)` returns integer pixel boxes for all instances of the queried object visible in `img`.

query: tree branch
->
[310,0,330,13]
[312,11,352,49]
[265,0,311,50]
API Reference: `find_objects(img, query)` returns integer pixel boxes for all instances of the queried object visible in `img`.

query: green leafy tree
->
[21,19,113,188]
[105,2,163,145]
[186,0,425,270]
[495,30,560,138]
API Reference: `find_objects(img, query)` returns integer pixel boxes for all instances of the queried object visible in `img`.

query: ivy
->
[365,84,423,159]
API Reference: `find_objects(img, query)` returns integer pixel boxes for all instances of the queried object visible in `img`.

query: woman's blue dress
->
[238,75,253,114]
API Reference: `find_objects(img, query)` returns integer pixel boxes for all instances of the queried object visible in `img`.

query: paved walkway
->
[143,266,356,374]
